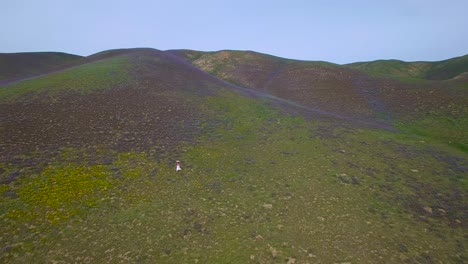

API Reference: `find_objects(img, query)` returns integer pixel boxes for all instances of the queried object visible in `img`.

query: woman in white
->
[176,160,181,171]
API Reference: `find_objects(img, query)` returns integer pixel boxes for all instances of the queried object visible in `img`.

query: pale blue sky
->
[1,0,467,64]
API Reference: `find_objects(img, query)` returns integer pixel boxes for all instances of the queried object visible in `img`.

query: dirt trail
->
[233,83,395,130]
[352,76,393,121]
[261,61,287,91]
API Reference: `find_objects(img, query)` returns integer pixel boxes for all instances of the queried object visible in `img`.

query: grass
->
[0,90,466,263]
[396,114,468,153]
[0,56,132,101]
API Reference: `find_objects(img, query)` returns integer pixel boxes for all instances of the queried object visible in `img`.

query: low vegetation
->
[1,89,466,263]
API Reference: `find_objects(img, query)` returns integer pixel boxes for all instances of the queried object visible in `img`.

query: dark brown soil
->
[0,87,202,163]
[0,49,228,165]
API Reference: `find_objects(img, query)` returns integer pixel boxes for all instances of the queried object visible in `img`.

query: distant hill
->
[345,54,468,80]
[0,52,82,82]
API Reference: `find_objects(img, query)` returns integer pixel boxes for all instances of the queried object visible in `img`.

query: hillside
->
[345,54,468,80]
[0,48,467,263]
[0,48,235,156]
[0,52,82,83]
[170,50,383,122]
[172,49,467,137]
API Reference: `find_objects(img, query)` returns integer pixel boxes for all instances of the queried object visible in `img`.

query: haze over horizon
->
[2,0,468,64]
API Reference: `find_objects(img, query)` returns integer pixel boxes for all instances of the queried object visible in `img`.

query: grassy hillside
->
[0,52,82,82]
[0,48,467,263]
[345,54,468,80]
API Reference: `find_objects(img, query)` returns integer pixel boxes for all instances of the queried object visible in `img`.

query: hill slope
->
[0,52,82,83]
[170,50,383,121]
[0,48,467,263]
[0,48,237,157]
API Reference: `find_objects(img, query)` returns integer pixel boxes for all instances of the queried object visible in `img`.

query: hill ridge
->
[345,54,468,80]
[3,48,466,83]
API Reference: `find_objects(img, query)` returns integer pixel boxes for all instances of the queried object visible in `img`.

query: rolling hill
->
[0,48,467,263]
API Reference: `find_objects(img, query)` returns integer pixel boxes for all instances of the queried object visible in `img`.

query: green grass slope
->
[0,52,82,82]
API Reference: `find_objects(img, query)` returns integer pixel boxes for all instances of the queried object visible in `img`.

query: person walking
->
[176,160,181,172]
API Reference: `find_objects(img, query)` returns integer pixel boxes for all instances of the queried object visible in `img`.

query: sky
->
[1,0,467,64]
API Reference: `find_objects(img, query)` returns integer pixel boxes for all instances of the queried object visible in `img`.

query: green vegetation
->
[1,90,466,263]
[16,164,112,223]
[0,56,131,101]
[397,114,468,153]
